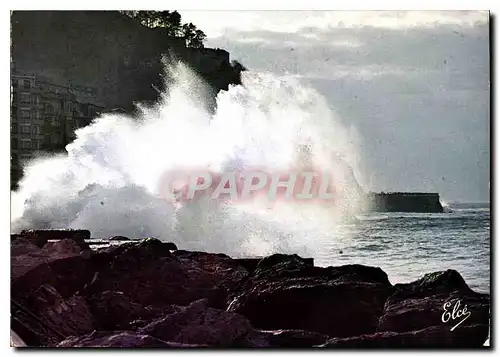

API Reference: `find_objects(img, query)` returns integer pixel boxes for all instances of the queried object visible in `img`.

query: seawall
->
[365,192,444,213]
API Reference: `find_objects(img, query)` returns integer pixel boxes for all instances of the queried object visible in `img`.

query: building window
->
[11,138,18,149]
[31,125,39,135]
[20,93,30,104]
[21,110,30,120]
[11,79,18,88]
[11,124,17,134]
[32,141,40,150]
[20,125,31,134]
[21,139,31,149]
[23,79,31,89]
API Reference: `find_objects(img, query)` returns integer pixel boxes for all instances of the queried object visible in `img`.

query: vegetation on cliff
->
[120,10,206,48]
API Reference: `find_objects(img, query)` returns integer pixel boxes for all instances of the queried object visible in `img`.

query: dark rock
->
[42,239,82,255]
[227,254,393,338]
[366,192,444,213]
[252,253,315,279]
[139,299,256,347]
[109,236,131,241]
[11,237,40,256]
[10,330,26,347]
[11,230,489,348]
[87,290,176,330]
[162,242,178,250]
[12,284,95,346]
[12,242,95,302]
[257,329,330,348]
[57,331,208,347]
[89,237,173,266]
[11,233,47,248]
[233,258,263,274]
[172,250,248,305]
[377,270,490,346]
[319,325,488,348]
[15,229,91,250]
[85,241,248,308]
[234,256,314,275]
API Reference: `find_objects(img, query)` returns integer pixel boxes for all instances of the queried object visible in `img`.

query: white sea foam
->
[11,62,366,257]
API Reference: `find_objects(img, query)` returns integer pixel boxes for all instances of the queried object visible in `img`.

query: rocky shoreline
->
[11,230,490,348]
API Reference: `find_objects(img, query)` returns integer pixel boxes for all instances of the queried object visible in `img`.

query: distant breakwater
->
[365,192,444,213]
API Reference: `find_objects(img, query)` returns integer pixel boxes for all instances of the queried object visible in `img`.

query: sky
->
[182,11,490,203]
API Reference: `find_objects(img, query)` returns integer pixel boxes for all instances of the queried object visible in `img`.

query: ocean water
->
[312,206,490,294]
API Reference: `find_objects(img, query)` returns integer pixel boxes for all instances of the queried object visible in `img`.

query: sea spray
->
[11,62,366,257]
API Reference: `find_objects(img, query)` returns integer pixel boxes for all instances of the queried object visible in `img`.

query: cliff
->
[366,192,444,213]
[10,11,243,112]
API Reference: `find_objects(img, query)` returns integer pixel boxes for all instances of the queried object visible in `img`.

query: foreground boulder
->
[139,299,257,347]
[319,325,488,348]
[12,239,94,302]
[13,229,91,250]
[58,299,332,348]
[57,331,207,348]
[172,250,249,307]
[87,290,178,330]
[85,240,248,308]
[12,284,95,346]
[108,236,131,241]
[377,270,490,347]
[10,233,489,348]
[257,329,330,348]
[227,254,393,338]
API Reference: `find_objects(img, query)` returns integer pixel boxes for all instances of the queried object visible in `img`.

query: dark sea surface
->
[313,205,490,294]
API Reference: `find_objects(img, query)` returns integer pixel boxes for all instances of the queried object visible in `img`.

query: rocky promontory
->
[11,230,490,348]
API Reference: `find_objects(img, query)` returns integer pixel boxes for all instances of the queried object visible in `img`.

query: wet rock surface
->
[227,254,394,338]
[12,238,94,301]
[13,229,91,250]
[57,331,207,348]
[138,298,256,347]
[12,284,95,346]
[319,325,487,348]
[11,235,490,348]
[108,236,131,241]
[377,270,490,347]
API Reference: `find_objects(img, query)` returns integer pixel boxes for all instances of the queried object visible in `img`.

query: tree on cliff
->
[121,10,206,48]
